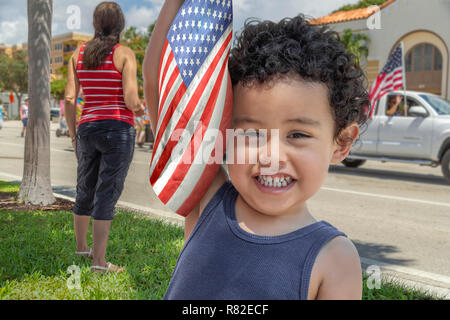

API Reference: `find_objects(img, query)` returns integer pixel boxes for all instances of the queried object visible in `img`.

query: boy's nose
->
[258,134,287,172]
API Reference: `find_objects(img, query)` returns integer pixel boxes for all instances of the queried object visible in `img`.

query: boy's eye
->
[288,132,310,139]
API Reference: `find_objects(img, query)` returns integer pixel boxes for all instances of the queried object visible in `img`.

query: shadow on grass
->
[0,209,184,300]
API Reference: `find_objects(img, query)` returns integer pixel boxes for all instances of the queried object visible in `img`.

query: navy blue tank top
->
[164,181,347,300]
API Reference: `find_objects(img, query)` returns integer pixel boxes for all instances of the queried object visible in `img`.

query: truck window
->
[405,98,425,117]
[386,94,407,117]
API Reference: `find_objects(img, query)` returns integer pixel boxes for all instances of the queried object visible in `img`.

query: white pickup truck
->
[343,90,450,183]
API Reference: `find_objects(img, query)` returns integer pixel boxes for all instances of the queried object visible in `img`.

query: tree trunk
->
[19,0,55,205]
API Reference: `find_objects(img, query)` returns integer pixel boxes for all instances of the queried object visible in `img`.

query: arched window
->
[404,43,443,95]
[405,43,443,72]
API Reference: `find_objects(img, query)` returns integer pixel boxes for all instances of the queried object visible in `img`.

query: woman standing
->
[65,1,144,273]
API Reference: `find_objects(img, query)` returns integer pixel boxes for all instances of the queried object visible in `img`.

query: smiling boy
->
[145,0,370,300]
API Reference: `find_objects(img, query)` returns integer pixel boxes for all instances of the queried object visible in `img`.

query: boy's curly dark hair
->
[229,15,370,145]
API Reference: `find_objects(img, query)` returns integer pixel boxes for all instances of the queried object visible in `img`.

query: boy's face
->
[228,78,357,217]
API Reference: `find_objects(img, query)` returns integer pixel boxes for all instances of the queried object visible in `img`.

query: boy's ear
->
[330,124,359,164]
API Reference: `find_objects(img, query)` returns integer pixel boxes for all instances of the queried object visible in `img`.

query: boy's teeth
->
[257,175,293,188]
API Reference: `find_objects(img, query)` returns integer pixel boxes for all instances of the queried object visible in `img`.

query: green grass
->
[0,208,184,300]
[0,180,20,194]
[0,180,442,300]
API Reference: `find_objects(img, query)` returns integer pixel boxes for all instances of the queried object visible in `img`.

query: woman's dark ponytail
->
[83,2,125,69]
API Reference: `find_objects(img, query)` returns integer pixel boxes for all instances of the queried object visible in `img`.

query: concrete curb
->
[361,258,450,299]
[0,173,449,299]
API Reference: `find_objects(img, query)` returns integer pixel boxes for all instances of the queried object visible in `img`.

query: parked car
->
[343,90,450,183]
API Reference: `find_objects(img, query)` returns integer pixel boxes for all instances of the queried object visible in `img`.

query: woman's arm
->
[64,48,81,142]
[143,0,184,135]
[120,46,145,116]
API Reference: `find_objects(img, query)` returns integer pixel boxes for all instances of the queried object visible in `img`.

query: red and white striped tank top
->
[76,43,134,126]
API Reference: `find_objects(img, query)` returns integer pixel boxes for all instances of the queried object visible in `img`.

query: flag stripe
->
[163,64,231,210]
[150,30,232,184]
[155,52,229,201]
[150,30,232,181]
[159,40,171,90]
[173,75,233,215]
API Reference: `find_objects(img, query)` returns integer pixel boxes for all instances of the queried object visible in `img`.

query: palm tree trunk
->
[19,0,55,205]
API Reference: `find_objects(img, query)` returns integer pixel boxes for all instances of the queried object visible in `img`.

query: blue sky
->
[0,0,361,45]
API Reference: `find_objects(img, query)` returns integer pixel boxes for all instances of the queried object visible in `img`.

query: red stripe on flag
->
[175,73,233,216]
[151,81,187,165]
[150,32,233,185]
[158,62,181,121]
[369,73,387,103]
[157,54,229,204]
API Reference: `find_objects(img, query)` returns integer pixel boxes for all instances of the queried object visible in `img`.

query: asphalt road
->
[1,120,449,280]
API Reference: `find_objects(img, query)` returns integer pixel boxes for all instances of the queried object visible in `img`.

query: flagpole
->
[401,42,407,114]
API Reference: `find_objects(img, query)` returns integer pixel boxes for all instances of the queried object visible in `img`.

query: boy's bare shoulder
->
[309,235,362,300]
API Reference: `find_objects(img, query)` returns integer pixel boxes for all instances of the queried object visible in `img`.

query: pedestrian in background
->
[0,100,6,130]
[19,98,29,137]
[135,101,146,148]
[64,1,145,273]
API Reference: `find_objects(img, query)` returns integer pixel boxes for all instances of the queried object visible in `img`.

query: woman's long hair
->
[83,2,125,69]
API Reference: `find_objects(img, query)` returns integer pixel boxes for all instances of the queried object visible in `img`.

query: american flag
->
[149,0,233,217]
[368,43,405,118]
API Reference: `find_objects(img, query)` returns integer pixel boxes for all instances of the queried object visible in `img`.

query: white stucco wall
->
[323,0,450,99]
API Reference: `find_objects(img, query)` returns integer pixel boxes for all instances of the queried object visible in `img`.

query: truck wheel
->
[342,158,366,168]
[441,150,450,183]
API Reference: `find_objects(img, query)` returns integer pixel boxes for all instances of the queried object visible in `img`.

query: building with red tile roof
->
[309,0,449,100]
